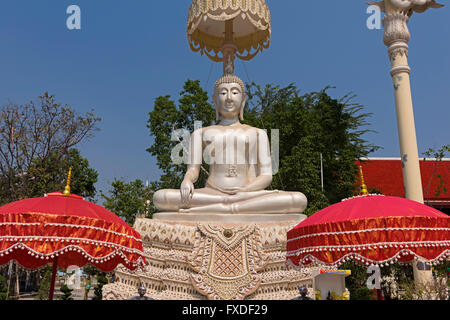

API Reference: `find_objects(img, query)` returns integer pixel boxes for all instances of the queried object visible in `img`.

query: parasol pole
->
[48,257,58,300]
[360,166,383,300]
[49,167,72,300]
[15,262,20,299]
[6,261,13,300]
[222,19,237,75]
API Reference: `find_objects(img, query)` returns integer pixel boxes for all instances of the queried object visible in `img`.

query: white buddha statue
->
[153,74,307,215]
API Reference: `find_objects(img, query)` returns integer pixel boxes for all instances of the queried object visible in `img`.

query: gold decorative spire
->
[359,165,369,195]
[63,167,72,195]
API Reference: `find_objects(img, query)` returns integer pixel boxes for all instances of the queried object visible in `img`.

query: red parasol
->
[286,195,450,268]
[0,172,146,299]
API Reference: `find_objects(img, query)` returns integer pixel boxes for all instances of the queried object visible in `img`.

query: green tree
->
[422,144,450,203]
[58,284,74,300]
[0,92,101,204]
[26,148,99,200]
[35,266,52,300]
[340,261,379,300]
[380,263,415,300]
[0,274,7,300]
[244,84,379,215]
[146,80,215,194]
[101,179,152,226]
[146,80,379,216]
[82,265,114,300]
[92,274,108,300]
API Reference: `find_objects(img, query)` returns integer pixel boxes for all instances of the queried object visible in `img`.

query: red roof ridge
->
[359,157,450,161]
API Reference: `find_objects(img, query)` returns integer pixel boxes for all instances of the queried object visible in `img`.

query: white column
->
[382,4,423,203]
[371,0,444,288]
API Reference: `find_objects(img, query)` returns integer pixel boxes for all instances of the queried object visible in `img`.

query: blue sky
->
[0,1,448,201]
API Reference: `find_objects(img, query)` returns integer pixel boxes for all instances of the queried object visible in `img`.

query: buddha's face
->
[214,82,245,121]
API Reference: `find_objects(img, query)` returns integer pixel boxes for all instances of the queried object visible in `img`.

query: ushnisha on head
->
[212,74,247,122]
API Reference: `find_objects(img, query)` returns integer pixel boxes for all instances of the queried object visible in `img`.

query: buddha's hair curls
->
[213,74,246,96]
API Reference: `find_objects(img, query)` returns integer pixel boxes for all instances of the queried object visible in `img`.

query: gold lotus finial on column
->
[63,167,72,195]
[359,165,369,195]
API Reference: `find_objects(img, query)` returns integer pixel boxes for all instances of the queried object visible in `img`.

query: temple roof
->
[356,158,450,208]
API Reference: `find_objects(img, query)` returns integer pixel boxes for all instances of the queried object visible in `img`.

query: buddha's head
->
[213,74,246,122]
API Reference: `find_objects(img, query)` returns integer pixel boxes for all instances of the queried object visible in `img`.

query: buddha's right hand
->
[180,179,194,205]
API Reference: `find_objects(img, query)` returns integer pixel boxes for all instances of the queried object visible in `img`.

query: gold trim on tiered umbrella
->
[187,0,271,63]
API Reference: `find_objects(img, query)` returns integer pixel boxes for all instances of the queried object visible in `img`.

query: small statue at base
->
[292,285,313,300]
[128,285,154,300]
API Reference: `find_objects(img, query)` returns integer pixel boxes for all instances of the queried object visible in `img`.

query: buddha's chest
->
[202,128,258,165]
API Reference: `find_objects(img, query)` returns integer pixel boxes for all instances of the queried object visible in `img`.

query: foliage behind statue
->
[146,80,379,216]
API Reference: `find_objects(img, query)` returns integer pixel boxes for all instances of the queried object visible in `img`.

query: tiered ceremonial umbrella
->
[187,0,271,73]
[286,194,450,268]
[0,169,145,299]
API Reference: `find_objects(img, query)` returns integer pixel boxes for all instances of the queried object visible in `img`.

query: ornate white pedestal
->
[103,213,317,300]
